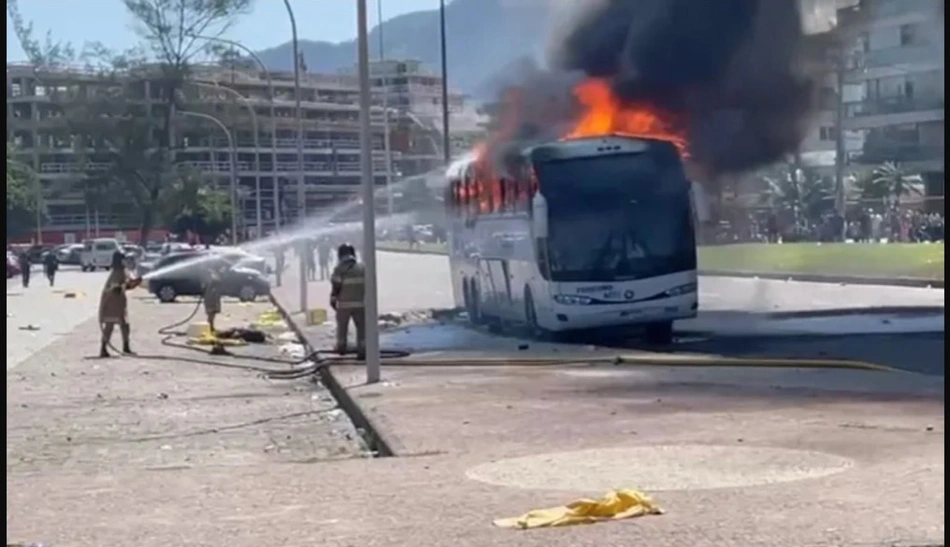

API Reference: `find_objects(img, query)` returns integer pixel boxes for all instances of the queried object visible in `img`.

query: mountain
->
[255,0,558,100]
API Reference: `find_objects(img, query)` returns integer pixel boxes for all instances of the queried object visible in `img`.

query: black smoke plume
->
[545,0,818,177]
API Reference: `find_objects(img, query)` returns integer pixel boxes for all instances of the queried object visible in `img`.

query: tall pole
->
[377,0,394,217]
[283,0,308,313]
[189,34,279,235]
[833,52,847,242]
[439,0,451,165]
[181,110,239,244]
[358,0,381,384]
[196,81,262,240]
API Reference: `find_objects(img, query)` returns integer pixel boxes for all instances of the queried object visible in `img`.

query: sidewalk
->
[269,257,945,547]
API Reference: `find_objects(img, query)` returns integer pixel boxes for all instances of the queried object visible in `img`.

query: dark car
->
[146,251,271,303]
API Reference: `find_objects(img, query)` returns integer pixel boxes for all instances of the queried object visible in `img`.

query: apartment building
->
[836,0,944,187]
[368,59,486,178]
[6,62,398,243]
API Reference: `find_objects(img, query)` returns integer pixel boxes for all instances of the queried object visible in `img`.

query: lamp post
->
[376,0,394,217]
[180,110,239,244]
[194,81,262,240]
[439,0,451,165]
[190,34,280,235]
[283,0,308,314]
[357,0,381,384]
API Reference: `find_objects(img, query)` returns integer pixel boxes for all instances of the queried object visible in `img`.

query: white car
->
[80,238,122,271]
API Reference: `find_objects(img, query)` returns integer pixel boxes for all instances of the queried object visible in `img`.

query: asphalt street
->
[6,266,109,368]
[274,251,946,377]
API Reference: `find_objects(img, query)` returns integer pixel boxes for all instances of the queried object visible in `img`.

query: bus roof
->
[446,136,680,180]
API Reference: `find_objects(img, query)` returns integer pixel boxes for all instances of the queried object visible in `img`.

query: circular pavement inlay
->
[466,445,854,492]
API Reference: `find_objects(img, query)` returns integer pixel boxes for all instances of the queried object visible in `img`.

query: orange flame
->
[563,78,688,158]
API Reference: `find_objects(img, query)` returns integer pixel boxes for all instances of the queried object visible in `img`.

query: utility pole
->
[377,0,394,218]
[357,0,381,384]
[283,0,308,314]
[833,49,847,242]
[439,0,451,165]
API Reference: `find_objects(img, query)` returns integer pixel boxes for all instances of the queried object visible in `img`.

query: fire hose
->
[99,281,897,379]
[100,292,411,381]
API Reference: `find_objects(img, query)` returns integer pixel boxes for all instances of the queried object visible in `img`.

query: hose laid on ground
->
[101,294,410,380]
[99,287,898,379]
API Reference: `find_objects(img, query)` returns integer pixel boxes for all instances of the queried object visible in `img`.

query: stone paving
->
[6,255,945,547]
[6,286,367,547]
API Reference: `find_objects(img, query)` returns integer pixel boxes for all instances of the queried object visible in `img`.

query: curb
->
[266,293,399,458]
[376,245,944,289]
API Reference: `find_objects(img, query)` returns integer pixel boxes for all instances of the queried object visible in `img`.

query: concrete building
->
[367,59,486,178]
[836,0,944,186]
[6,62,399,243]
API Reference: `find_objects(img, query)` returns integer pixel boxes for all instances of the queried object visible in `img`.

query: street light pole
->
[439,0,451,165]
[195,81,262,240]
[357,0,381,384]
[283,0,308,313]
[377,0,394,217]
[180,110,239,245]
[190,34,279,235]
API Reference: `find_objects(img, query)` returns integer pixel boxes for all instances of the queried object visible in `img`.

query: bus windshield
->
[537,153,696,283]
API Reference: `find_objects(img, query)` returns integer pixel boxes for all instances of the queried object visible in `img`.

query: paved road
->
[272,251,944,375]
[274,250,945,315]
[7,289,366,547]
[6,267,110,368]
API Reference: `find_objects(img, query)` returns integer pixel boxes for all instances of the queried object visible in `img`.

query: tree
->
[7,0,76,66]
[760,164,834,223]
[111,0,251,240]
[855,161,923,205]
[161,165,234,242]
[6,142,39,238]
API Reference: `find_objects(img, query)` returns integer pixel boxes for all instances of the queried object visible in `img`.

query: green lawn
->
[377,241,945,280]
[698,243,944,280]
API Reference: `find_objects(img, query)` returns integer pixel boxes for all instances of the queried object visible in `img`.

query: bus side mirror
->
[532,194,548,238]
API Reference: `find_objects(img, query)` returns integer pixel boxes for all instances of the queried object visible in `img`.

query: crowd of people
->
[714,208,945,244]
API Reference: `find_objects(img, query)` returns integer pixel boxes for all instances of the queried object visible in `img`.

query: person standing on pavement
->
[202,262,225,336]
[99,251,140,357]
[306,239,317,281]
[18,251,31,288]
[317,237,332,281]
[43,250,59,287]
[273,245,285,287]
[329,243,366,358]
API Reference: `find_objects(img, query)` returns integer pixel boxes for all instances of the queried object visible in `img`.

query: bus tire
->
[644,321,674,346]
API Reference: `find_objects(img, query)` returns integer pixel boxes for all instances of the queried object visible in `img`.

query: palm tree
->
[856,161,923,205]
[760,164,834,223]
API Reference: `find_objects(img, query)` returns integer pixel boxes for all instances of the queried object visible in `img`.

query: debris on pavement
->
[494,489,663,530]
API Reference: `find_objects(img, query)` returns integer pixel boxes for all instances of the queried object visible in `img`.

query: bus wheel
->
[644,321,674,346]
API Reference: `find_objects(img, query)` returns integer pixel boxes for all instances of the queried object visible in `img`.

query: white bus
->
[444,135,704,344]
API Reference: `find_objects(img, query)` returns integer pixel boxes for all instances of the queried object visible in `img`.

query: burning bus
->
[444,133,704,344]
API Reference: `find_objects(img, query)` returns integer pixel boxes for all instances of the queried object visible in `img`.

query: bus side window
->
[479,177,492,214]
[516,177,530,210]
[492,178,503,214]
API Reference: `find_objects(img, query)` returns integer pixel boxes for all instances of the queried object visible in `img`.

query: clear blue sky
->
[6,0,437,62]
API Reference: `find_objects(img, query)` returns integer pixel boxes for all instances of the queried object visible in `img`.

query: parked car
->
[209,246,269,275]
[56,244,84,266]
[80,238,122,271]
[146,251,271,303]
[6,252,21,279]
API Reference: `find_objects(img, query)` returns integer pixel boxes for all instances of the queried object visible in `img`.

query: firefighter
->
[43,250,59,287]
[329,243,366,358]
[18,251,31,288]
[202,260,226,336]
[99,251,140,357]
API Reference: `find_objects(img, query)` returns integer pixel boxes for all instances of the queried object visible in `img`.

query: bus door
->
[485,259,512,307]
